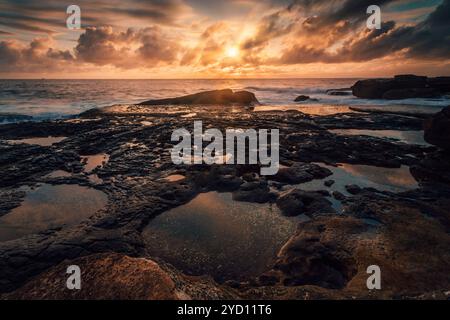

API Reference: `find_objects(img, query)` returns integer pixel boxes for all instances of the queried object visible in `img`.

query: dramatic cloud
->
[0,26,180,72]
[241,10,296,51]
[0,38,74,72]
[180,22,231,66]
[0,0,449,77]
[277,0,450,64]
[75,26,180,68]
[0,0,189,34]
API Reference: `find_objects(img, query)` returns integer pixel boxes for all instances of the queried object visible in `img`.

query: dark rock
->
[294,95,310,102]
[215,174,243,191]
[276,189,335,217]
[242,172,259,182]
[232,181,276,203]
[324,180,335,187]
[139,89,259,106]
[345,184,362,195]
[382,88,439,100]
[352,79,398,99]
[273,220,357,289]
[428,77,450,93]
[316,190,331,197]
[0,189,26,217]
[411,151,450,184]
[258,271,280,286]
[270,201,450,296]
[394,74,428,83]
[424,106,450,150]
[352,74,449,99]
[272,162,332,184]
[332,191,346,201]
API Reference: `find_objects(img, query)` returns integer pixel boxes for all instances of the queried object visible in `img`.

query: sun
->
[226,46,239,58]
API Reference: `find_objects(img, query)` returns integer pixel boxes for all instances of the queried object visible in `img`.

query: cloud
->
[180,22,231,66]
[0,38,74,72]
[276,0,450,64]
[0,0,189,35]
[241,10,295,50]
[75,26,180,68]
[0,25,180,73]
[0,0,448,76]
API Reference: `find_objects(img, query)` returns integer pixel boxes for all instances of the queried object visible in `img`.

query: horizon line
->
[0,76,432,81]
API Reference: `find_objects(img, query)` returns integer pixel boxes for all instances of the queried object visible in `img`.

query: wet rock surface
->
[0,103,449,299]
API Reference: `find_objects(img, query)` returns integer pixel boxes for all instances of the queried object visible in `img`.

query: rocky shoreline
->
[0,91,449,300]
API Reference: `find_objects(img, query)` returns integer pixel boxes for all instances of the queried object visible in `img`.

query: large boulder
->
[139,89,259,106]
[424,106,450,150]
[382,88,439,100]
[352,75,449,99]
[428,77,450,93]
[393,74,428,85]
[351,79,396,99]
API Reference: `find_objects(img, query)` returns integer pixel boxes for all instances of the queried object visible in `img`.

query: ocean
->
[1,79,448,122]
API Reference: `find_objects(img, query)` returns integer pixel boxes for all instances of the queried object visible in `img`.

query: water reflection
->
[254,105,353,115]
[164,174,185,182]
[45,170,72,178]
[0,184,108,242]
[329,129,429,146]
[143,192,296,282]
[299,163,418,195]
[81,153,109,173]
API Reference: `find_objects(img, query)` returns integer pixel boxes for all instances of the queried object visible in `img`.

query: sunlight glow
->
[226,47,239,58]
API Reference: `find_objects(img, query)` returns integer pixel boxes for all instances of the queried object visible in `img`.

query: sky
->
[0,0,449,79]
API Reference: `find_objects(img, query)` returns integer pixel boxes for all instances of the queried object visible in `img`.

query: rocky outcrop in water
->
[294,95,310,102]
[139,89,259,106]
[424,106,450,150]
[352,75,450,99]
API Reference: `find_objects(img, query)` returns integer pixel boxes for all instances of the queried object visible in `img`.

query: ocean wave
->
[244,86,327,94]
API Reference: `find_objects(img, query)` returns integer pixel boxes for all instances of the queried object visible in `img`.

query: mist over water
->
[0,79,448,121]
